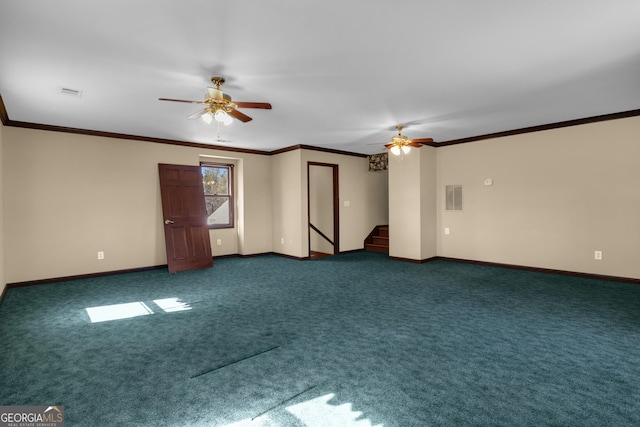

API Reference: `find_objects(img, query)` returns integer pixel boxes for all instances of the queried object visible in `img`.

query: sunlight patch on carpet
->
[222,393,382,427]
[85,302,154,323]
[153,297,192,312]
[85,298,192,322]
[286,393,382,427]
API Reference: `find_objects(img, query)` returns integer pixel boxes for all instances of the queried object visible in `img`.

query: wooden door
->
[158,164,213,273]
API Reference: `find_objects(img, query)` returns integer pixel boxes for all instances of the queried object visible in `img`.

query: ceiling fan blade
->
[187,108,208,119]
[384,143,394,149]
[410,138,434,143]
[159,97,204,104]
[234,101,272,109]
[228,108,253,122]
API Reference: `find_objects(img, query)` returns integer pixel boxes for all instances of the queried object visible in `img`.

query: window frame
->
[200,162,234,229]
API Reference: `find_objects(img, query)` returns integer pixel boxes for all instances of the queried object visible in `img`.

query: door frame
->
[307,162,339,257]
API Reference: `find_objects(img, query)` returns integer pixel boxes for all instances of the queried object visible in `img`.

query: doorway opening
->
[307,162,339,259]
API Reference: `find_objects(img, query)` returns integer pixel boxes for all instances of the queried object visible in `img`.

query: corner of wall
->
[420,146,437,259]
[270,149,304,258]
[0,120,5,296]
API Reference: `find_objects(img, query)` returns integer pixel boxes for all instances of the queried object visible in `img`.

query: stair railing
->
[310,222,334,246]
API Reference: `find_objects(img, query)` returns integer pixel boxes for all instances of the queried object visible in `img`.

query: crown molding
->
[2,117,271,155]
[270,144,367,157]
[2,93,639,154]
[437,108,640,146]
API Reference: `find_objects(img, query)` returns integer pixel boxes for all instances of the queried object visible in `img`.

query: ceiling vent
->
[59,87,82,97]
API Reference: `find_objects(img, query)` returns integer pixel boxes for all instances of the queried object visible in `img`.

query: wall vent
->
[445,185,463,211]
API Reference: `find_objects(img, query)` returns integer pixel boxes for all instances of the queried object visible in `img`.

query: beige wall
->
[271,148,389,258]
[0,121,5,295]
[271,150,304,257]
[3,127,272,283]
[2,126,388,283]
[389,149,422,259]
[388,146,437,260]
[437,116,640,279]
[197,155,273,257]
[3,115,637,284]
[300,149,389,255]
[420,146,437,260]
[236,155,273,255]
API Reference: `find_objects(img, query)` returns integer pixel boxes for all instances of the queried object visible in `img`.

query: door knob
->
[164,219,174,224]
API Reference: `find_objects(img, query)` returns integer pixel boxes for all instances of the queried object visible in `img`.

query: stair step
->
[378,226,389,237]
[365,243,389,253]
[372,236,389,245]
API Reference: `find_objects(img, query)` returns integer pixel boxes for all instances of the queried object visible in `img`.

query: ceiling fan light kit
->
[213,109,233,125]
[201,112,213,124]
[389,143,410,156]
[378,125,434,156]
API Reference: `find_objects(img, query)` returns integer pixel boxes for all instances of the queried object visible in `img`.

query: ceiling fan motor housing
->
[206,87,225,102]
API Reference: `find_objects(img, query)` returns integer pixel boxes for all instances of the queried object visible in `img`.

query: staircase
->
[364,225,389,254]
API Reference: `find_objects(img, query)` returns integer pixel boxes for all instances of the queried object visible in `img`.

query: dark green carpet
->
[1,252,639,426]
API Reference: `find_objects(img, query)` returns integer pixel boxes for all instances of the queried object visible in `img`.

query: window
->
[201,162,234,229]
[445,185,463,211]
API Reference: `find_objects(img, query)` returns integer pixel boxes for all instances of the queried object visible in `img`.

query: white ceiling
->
[1,1,639,154]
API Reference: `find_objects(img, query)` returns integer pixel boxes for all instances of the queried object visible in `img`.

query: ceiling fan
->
[372,125,434,155]
[159,76,272,125]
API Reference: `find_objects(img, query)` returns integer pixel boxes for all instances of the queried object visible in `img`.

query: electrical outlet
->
[444,228,450,235]
[97,251,105,260]
[281,237,285,244]
[594,250,602,260]
[216,239,222,246]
